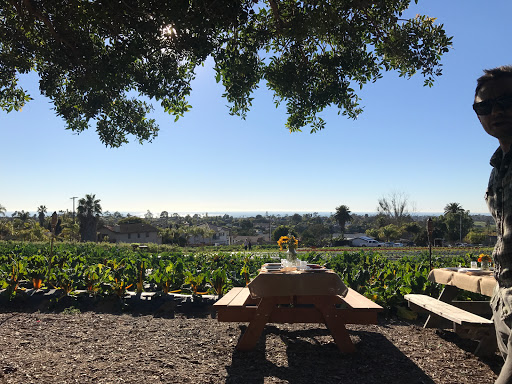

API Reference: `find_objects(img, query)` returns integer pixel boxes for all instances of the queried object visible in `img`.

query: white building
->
[187,223,231,246]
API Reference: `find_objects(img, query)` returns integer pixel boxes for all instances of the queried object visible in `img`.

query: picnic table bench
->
[405,268,497,356]
[214,266,382,353]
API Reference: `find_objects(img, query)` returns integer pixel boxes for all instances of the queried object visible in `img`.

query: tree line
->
[0,193,495,247]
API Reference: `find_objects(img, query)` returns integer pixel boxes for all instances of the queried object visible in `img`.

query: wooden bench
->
[405,294,493,326]
[215,287,381,323]
[214,286,382,352]
[405,294,496,356]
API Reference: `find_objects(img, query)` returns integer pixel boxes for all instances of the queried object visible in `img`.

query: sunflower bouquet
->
[477,254,492,263]
[278,235,299,262]
[478,253,492,270]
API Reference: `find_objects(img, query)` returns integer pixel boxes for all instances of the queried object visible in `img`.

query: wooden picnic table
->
[428,268,497,297]
[406,267,497,356]
[214,265,383,353]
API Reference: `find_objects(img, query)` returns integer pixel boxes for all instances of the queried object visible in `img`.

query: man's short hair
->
[475,66,512,96]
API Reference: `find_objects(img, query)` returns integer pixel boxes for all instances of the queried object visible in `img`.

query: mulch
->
[0,308,503,384]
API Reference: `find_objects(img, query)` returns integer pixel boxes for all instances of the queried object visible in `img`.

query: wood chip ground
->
[0,312,503,383]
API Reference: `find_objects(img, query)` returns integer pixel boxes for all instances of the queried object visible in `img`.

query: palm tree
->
[444,202,463,215]
[12,210,31,222]
[443,202,470,243]
[77,194,102,242]
[333,205,352,238]
[0,203,6,217]
[37,205,47,227]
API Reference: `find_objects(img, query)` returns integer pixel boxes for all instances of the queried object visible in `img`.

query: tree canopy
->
[77,194,102,241]
[333,205,351,236]
[377,191,414,226]
[1,0,452,147]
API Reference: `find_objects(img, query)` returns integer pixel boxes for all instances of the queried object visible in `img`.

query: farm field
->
[0,241,494,310]
[0,241,501,383]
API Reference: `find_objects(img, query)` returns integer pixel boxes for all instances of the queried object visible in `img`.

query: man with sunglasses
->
[475,65,512,383]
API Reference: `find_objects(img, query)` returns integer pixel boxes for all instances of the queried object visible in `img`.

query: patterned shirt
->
[486,147,512,287]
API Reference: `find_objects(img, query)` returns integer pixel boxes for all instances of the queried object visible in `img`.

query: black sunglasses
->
[473,95,512,115]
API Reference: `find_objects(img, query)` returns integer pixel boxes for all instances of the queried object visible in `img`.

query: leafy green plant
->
[134,256,150,293]
[26,253,48,289]
[46,250,85,295]
[52,263,84,296]
[240,255,251,286]
[150,261,176,294]
[149,257,186,294]
[83,263,110,294]
[208,268,228,296]
[183,271,207,295]
[0,249,26,298]
[106,259,133,298]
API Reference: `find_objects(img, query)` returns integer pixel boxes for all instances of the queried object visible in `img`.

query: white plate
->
[458,268,482,272]
[264,265,282,270]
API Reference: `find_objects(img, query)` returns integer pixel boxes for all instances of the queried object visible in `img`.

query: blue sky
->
[1,0,509,217]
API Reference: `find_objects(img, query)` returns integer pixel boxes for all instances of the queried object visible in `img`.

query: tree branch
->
[16,0,82,61]
[267,0,284,32]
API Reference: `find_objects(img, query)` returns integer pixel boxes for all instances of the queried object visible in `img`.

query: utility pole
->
[427,218,434,270]
[459,212,462,243]
[70,196,78,223]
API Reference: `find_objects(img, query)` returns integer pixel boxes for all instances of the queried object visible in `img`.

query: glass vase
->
[286,247,298,265]
[481,260,490,271]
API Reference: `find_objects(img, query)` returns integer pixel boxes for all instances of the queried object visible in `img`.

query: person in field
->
[475,65,512,383]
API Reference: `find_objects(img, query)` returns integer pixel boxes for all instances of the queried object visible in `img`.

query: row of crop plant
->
[0,241,484,312]
[0,241,276,299]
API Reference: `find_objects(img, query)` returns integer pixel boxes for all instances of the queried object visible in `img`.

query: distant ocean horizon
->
[143,211,490,218]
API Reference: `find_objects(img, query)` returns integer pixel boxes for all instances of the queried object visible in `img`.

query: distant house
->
[210,224,231,245]
[253,221,270,231]
[231,235,268,246]
[187,224,231,246]
[98,223,161,244]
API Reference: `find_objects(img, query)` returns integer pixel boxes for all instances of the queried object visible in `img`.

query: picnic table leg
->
[316,301,356,353]
[474,328,498,357]
[424,285,458,328]
[236,297,276,351]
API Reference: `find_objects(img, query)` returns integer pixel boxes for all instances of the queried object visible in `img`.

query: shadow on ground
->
[0,289,217,318]
[226,326,436,384]
[435,328,503,376]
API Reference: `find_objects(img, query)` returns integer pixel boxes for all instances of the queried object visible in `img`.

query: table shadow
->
[434,328,503,375]
[225,325,436,384]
